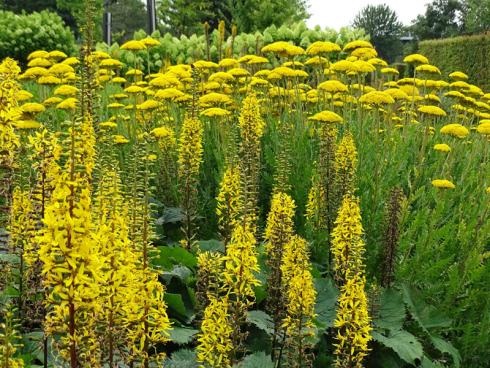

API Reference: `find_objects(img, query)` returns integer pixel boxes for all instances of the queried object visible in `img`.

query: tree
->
[156,0,309,36]
[107,0,147,43]
[1,0,78,33]
[462,0,490,34]
[352,4,403,62]
[410,0,465,40]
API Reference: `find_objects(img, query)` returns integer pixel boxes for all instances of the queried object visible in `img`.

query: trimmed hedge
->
[0,10,76,64]
[419,33,490,91]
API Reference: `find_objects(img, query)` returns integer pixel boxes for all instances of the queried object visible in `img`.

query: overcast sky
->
[307,0,430,30]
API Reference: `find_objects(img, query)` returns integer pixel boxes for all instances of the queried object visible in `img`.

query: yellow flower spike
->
[335,131,358,198]
[216,166,242,245]
[334,275,372,368]
[178,116,204,249]
[331,194,366,285]
[197,296,233,368]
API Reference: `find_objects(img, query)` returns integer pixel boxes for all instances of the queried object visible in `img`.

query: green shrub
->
[0,10,76,64]
[97,22,369,70]
[419,33,490,91]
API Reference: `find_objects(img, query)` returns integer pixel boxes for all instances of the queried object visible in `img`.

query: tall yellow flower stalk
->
[196,251,224,318]
[38,113,101,367]
[197,296,234,368]
[331,194,365,285]
[305,165,327,234]
[222,223,261,362]
[0,305,24,368]
[8,187,33,319]
[334,275,372,368]
[125,135,172,367]
[216,165,242,246]
[0,58,21,226]
[334,131,358,201]
[178,116,204,250]
[281,235,316,368]
[264,192,296,357]
[25,129,62,267]
[92,168,140,366]
[318,123,338,233]
[273,120,293,194]
[238,92,266,228]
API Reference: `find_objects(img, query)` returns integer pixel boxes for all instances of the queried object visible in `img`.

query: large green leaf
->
[314,277,339,332]
[372,330,424,365]
[374,288,406,331]
[247,310,274,335]
[169,327,198,345]
[198,239,225,253]
[165,293,189,317]
[235,352,274,368]
[402,285,451,332]
[166,349,198,368]
[429,335,461,368]
[154,246,197,270]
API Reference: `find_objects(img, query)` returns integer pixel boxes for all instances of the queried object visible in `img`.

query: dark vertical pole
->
[103,1,112,44]
[147,0,156,34]
[103,12,112,44]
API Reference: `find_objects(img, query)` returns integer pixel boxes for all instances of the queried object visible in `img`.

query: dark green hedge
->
[0,10,76,64]
[419,33,490,91]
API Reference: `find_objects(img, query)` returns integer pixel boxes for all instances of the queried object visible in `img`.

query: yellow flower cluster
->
[216,166,242,244]
[331,194,365,285]
[334,131,358,197]
[197,296,234,368]
[334,275,372,368]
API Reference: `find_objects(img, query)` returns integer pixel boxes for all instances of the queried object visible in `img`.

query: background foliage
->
[419,33,490,90]
[0,10,76,64]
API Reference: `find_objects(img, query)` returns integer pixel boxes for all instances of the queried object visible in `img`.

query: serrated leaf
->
[375,288,406,331]
[165,293,188,317]
[247,310,274,335]
[169,327,198,345]
[166,349,198,368]
[372,330,424,365]
[162,265,192,283]
[154,246,197,270]
[429,335,461,368]
[314,277,339,332]
[156,207,184,224]
[402,285,451,332]
[198,239,224,253]
[235,351,274,368]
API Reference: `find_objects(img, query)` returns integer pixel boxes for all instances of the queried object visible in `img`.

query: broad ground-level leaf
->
[372,330,424,365]
[165,349,198,368]
[402,284,451,332]
[198,239,225,253]
[169,327,198,345]
[165,293,189,318]
[374,288,406,331]
[314,277,339,332]
[247,310,274,335]
[429,334,461,368]
[154,246,197,270]
[234,351,274,368]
